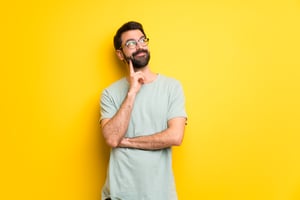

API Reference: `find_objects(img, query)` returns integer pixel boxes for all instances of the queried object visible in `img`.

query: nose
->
[135,43,142,50]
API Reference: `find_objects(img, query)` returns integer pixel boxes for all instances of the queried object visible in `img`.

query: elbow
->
[105,138,120,148]
[102,127,121,148]
[103,132,120,148]
[173,139,183,146]
[173,134,184,146]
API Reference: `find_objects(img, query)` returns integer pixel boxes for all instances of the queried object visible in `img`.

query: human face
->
[119,30,150,69]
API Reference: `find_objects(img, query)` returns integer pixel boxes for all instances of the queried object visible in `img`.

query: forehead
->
[121,29,144,42]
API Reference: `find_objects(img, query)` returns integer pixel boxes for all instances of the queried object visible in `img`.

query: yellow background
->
[1,0,300,199]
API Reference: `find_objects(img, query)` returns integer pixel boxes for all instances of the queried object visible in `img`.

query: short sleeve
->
[100,89,117,121]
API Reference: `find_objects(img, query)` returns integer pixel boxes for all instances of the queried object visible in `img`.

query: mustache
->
[132,49,149,57]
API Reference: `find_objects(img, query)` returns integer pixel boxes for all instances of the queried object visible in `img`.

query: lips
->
[135,52,146,57]
[132,49,148,57]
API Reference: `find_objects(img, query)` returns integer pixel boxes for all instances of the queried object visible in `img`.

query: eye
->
[139,37,145,43]
[126,40,137,48]
[140,37,149,44]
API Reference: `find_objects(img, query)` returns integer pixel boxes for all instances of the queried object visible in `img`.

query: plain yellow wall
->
[1,0,300,199]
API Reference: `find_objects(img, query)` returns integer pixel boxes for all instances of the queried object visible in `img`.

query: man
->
[100,21,187,200]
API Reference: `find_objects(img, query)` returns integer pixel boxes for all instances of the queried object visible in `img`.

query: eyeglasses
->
[122,37,149,49]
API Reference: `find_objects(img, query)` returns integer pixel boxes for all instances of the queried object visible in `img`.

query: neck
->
[131,65,158,84]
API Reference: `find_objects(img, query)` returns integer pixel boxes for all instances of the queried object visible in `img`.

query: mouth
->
[135,52,146,57]
[133,50,148,58]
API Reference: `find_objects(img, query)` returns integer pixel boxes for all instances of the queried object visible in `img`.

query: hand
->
[118,137,131,148]
[128,59,144,94]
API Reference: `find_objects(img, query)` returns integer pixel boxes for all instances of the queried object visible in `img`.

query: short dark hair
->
[113,21,146,50]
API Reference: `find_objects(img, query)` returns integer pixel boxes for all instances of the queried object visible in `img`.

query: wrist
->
[119,137,131,148]
[127,90,137,98]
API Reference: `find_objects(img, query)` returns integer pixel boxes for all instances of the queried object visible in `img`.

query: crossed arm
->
[118,117,186,150]
[100,91,186,150]
[102,116,186,150]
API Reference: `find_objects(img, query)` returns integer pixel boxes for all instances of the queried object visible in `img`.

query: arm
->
[101,91,136,148]
[118,117,187,150]
[101,60,144,148]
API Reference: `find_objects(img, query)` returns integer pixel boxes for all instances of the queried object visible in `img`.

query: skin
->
[101,29,186,150]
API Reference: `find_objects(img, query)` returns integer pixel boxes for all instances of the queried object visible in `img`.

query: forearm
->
[118,117,186,150]
[119,131,177,150]
[101,91,136,147]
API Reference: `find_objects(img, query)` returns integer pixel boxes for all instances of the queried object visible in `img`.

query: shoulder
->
[104,77,128,91]
[101,77,129,98]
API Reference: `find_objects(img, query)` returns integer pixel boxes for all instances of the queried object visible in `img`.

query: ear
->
[115,50,125,61]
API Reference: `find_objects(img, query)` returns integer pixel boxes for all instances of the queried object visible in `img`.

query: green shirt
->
[100,74,187,200]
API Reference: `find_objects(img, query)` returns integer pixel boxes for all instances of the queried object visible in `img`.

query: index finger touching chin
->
[129,59,135,74]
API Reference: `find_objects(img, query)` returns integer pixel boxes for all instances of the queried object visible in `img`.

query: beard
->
[126,49,151,69]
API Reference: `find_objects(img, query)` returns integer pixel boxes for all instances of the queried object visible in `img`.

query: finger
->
[136,72,145,84]
[128,59,135,75]
[138,77,145,84]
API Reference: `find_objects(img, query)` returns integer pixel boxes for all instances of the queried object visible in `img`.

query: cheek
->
[123,50,134,58]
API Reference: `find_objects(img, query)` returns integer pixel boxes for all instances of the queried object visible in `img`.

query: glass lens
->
[142,38,149,44]
[139,38,149,46]
[125,40,137,49]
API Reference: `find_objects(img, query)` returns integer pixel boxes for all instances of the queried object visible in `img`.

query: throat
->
[144,73,158,84]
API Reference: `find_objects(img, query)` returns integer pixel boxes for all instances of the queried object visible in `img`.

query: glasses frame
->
[120,37,149,50]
